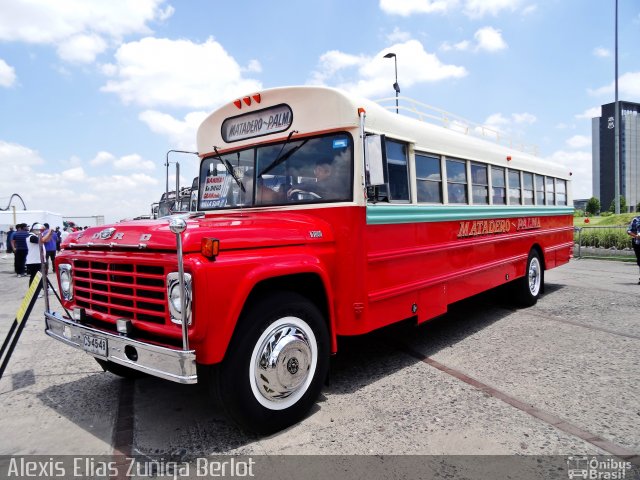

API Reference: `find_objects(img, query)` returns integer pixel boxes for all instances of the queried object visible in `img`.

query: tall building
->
[592,101,640,212]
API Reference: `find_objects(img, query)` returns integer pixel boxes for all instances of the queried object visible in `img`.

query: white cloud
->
[114,154,155,171]
[512,112,536,124]
[56,33,108,64]
[575,106,601,120]
[61,167,88,182]
[379,0,456,16]
[89,150,155,171]
[243,59,262,74]
[474,26,508,52]
[386,28,412,43]
[0,0,172,63]
[0,140,161,223]
[484,112,535,129]
[308,50,368,85]
[464,0,523,18]
[480,112,536,145]
[309,40,467,98]
[441,40,471,52]
[588,71,640,99]
[545,150,591,199]
[379,0,525,18]
[101,37,263,109]
[90,151,116,167]
[484,113,510,128]
[566,135,591,149]
[0,59,16,87]
[0,140,44,166]
[593,47,611,58]
[139,110,207,151]
[440,27,507,53]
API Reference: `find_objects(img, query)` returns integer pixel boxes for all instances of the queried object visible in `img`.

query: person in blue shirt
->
[43,223,58,271]
[11,223,29,276]
[627,215,640,285]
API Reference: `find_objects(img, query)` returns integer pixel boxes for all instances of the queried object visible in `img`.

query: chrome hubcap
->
[528,257,541,296]
[251,318,316,409]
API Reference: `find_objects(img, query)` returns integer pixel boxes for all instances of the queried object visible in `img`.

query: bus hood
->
[63,213,334,253]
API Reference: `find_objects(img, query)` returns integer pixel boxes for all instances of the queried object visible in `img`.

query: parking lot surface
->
[0,256,638,477]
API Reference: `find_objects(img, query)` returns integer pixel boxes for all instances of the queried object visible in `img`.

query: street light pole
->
[384,52,400,114]
[614,0,620,214]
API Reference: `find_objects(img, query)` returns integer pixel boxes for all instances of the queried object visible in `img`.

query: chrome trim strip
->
[67,243,148,249]
[44,311,197,384]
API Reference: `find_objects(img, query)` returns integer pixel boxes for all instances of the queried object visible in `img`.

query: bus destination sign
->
[222,104,293,142]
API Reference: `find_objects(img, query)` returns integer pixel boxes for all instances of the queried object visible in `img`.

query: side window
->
[385,140,410,201]
[556,179,567,205]
[545,177,555,205]
[508,170,521,205]
[522,172,534,205]
[446,158,467,204]
[471,163,489,205]
[416,153,442,203]
[535,174,545,205]
[491,167,506,205]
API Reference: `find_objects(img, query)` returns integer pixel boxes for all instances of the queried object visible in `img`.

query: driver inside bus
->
[288,158,340,201]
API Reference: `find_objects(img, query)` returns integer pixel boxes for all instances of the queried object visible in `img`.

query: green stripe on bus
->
[366,204,574,225]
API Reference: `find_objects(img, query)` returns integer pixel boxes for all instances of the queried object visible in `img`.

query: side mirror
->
[365,134,387,187]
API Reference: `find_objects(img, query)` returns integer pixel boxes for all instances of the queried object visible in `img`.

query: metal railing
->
[374,96,539,156]
[573,225,635,259]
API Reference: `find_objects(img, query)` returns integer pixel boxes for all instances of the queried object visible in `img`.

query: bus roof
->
[196,85,570,180]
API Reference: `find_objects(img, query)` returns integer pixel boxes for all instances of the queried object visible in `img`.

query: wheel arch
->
[206,264,337,366]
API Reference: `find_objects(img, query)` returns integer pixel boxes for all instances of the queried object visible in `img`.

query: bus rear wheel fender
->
[210,291,330,434]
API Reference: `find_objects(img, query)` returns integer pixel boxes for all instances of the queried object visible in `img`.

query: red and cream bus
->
[44,86,573,433]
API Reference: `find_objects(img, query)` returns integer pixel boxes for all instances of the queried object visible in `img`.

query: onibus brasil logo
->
[566,456,633,479]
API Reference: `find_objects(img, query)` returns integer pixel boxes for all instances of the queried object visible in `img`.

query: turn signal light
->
[201,238,220,259]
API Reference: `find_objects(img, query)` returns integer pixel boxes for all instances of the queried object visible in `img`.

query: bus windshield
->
[198,132,353,210]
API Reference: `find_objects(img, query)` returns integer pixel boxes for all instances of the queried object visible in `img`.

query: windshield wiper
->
[257,130,308,178]
[213,146,245,193]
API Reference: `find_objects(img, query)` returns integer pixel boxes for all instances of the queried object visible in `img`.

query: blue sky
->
[1,0,639,223]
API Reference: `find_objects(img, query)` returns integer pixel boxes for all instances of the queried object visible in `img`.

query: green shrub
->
[575,227,631,249]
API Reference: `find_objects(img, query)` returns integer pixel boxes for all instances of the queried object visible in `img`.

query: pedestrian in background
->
[54,226,62,251]
[26,223,53,287]
[6,226,15,254]
[627,215,640,285]
[43,223,58,270]
[11,223,29,277]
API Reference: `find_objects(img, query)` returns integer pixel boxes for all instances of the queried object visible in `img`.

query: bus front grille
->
[73,260,167,324]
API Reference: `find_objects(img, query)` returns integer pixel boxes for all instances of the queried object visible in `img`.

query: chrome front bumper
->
[44,311,198,384]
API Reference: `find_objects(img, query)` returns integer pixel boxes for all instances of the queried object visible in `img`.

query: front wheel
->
[211,291,330,434]
[513,249,544,307]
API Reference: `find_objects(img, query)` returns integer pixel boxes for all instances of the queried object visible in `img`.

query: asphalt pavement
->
[0,254,638,478]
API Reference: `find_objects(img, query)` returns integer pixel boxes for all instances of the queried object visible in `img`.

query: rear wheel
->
[514,249,543,307]
[211,291,330,434]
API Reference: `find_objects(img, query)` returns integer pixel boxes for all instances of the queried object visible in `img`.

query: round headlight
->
[60,270,71,292]
[169,283,182,313]
[166,272,192,325]
[58,264,73,300]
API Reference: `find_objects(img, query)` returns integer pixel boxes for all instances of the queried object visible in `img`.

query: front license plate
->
[83,333,107,357]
